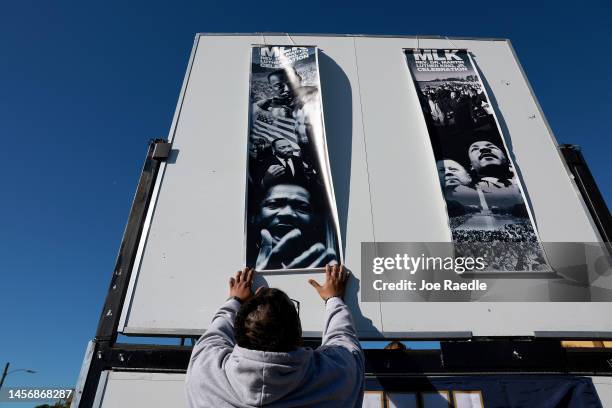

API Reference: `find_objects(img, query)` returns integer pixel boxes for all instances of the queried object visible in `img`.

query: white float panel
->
[118,33,608,338]
[592,377,612,407]
[95,372,185,408]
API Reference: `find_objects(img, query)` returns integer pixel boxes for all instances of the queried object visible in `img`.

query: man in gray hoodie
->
[185,264,364,407]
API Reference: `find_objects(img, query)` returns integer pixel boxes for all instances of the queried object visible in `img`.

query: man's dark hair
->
[234,288,302,352]
[271,137,286,149]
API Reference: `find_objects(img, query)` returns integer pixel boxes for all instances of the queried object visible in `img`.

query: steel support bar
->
[83,341,612,378]
[560,144,612,243]
[78,139,170,407]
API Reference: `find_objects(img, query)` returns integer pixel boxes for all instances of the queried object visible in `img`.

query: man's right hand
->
[228,267,255,302]
[261,165,286,187]
[308,264,349,301]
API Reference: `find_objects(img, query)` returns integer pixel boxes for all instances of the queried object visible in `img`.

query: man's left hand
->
[229,267,255,302]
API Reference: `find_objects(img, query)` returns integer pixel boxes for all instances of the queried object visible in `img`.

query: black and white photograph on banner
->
[246,45,342,271]
[404,49,549,272]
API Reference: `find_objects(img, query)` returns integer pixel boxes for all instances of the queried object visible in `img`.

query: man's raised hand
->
[229,267,255,302]
[308,264,349,301]
[261,165,286,187]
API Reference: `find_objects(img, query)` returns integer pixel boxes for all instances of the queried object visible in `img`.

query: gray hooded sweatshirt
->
[185,297,364,407]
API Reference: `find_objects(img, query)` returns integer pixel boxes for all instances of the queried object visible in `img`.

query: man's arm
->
[189,298,241,362]
[320,296,361,354]
[189,268,255,363]
[309,265,362,354]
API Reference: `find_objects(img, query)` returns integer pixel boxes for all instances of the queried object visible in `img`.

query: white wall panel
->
[119,34,607,338]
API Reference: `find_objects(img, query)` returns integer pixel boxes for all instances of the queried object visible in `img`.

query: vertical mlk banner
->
[404,49,548,272]
[246,45,342,272]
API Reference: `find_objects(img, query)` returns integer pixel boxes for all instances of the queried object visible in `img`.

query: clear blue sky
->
[1,0,610,405]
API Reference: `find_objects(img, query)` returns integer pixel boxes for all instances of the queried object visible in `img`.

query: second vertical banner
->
[404,49,548,273]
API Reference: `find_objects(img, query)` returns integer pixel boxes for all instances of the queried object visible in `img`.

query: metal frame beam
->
[560,144,612,244]
[79,340,612,378]
[77,139,170,407]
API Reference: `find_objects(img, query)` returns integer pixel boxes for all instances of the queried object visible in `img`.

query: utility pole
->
[0,362,9,390]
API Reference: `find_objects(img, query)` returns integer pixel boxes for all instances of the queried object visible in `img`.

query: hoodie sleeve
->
[185,299,242,408]
[320,297,363,358]
[189,298,241,363]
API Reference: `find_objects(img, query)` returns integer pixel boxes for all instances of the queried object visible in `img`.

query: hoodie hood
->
[225,345,314,405]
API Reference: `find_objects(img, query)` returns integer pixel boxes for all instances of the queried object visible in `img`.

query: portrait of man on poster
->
[249,183,337,270]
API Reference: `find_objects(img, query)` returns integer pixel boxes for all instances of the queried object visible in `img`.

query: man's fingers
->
[260,229,275,249]
[268,228,302,259]
[330,264,339,281]
[336,266,345,282]
[286,243,325,269]
[339,266,349,282]
[308,248,337,269]
[272,228,301,249]
[229,277,235,287]
[242,267,253,284]
[258,229,301,270]
[325,264,332,280]
[308,279,322,290]
[235,269,243,283]
[256,229,275,269]
[268,165,285,176]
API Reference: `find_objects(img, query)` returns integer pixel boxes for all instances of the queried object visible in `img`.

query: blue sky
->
[0,0,611,405]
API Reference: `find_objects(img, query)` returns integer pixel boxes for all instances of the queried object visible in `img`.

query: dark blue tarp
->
[369,375,603,407]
